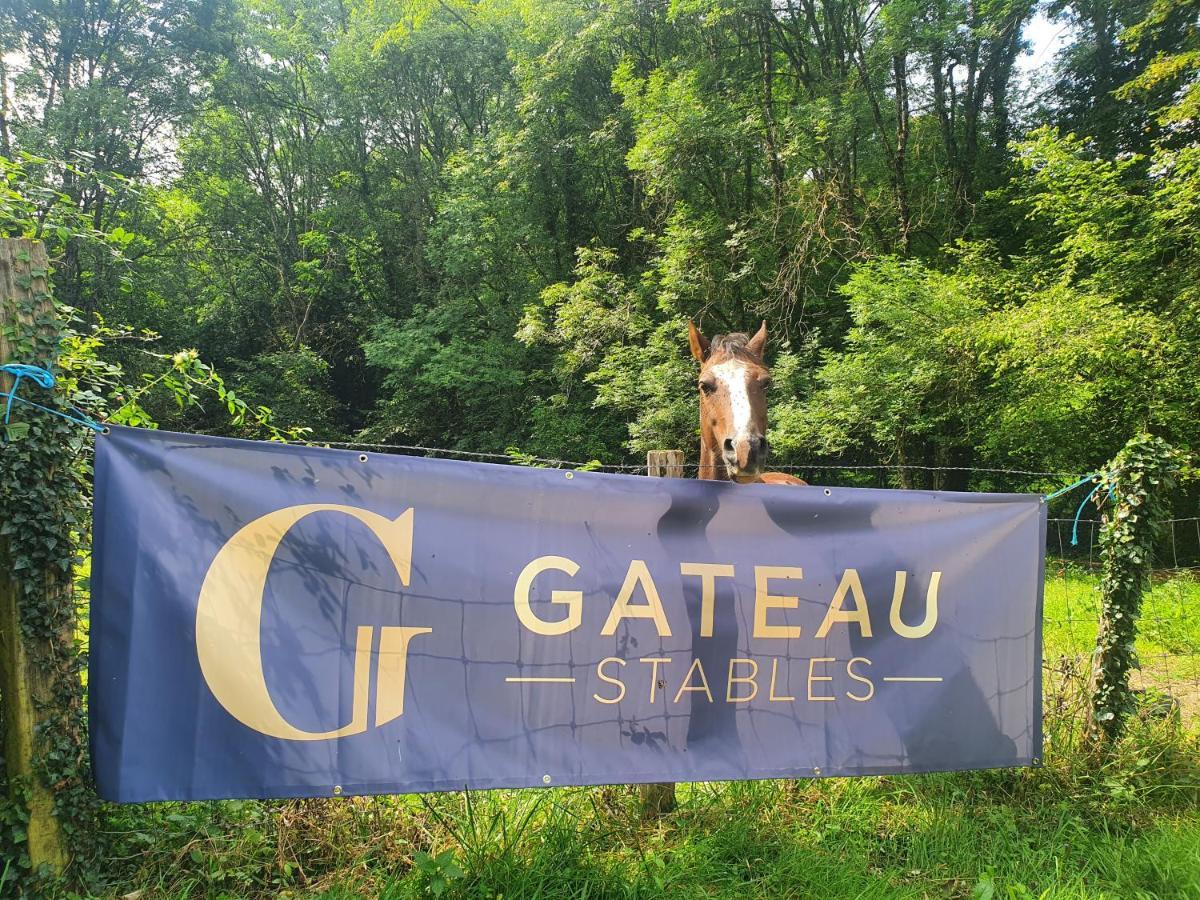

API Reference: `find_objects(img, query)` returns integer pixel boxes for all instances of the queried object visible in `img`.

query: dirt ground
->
[1132,659,1199,728]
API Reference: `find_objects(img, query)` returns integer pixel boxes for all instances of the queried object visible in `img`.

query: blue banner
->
[91,426,1045,801]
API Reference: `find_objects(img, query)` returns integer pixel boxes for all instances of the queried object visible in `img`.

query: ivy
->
[1085,434,1184,752]
[1,278,103,897]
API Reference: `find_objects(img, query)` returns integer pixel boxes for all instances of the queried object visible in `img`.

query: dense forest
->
[3,0,1199,479]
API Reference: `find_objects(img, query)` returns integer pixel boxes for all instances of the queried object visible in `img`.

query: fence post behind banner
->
[1085,434,1181,753]
[640,449,684,816]
[0,238,72,876]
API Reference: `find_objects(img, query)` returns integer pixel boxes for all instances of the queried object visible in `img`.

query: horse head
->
[688,320,773,482]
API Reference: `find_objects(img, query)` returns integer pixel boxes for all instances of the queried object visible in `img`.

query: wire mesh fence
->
[1045,516,1200,731]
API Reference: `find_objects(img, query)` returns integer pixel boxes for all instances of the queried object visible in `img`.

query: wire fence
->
[1044,515,1200,732]
[286,439,1084,480]
[283,439,1200,736]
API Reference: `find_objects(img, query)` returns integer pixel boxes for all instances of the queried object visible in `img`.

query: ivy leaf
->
[3,422,31,442]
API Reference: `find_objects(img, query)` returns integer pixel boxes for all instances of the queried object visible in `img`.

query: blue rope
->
[0,363,105,434]
[1045,470,1117,546]
[1044,472,1100,503]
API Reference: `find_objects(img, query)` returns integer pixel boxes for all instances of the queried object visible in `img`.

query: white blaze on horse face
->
[710,360,753,444]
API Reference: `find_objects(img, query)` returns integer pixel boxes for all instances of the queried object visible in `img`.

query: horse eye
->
[699,380,717,395]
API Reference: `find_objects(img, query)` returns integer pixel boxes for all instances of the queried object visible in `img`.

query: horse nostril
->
[723,438,734,454]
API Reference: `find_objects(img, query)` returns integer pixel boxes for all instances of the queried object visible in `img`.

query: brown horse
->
[688,319,805,486]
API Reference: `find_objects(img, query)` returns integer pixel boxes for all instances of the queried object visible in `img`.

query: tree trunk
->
[0,238,73,876]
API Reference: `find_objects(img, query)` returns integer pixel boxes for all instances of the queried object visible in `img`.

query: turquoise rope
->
[1044,472,1101,503]
[1045,470,1116,546]
[2,363,54,425]
[0,363,105,434]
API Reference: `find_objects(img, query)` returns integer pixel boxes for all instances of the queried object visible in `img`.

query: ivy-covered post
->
[0,238,94,884]
[1084,434,1181,753]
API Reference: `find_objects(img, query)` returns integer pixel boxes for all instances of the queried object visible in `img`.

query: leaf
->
[3,422,31,442]
[972,873,997,900]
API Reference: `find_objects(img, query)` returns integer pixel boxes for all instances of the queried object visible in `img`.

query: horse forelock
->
[707,332,762,364]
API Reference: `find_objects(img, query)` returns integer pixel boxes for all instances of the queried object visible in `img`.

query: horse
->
[687,319,805,486]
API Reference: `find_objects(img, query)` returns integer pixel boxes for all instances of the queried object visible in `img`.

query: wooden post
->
[646,450,685,480]
[0,238,71,874]
[639,450,685,816]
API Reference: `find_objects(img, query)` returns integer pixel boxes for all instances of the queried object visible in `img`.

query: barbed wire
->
[285,439,628,470]
[286,439,1084,479]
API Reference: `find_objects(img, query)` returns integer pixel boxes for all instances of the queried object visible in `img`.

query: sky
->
[1019,8,1074,75]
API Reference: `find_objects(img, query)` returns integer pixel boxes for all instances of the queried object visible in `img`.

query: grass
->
[1044,564,1200,720]
[77,568,1200,899]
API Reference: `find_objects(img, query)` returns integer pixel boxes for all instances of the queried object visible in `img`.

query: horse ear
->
[747,320,768,358]
[688,320,710,362]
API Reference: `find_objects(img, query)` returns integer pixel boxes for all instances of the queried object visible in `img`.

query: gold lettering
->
[890,571,941,638]
[815,568,873,638]
[375,626,434,724]
[807,657,835,701]
[769,657,794,701]
[846,656,874,702]
[641,657,672,703]
[514,555,582,636]
[679,562,736,637]
[594,657,627,704]
[753,566,804,639]
[196,504,421,740]
[601,560,672,637]
[726,658,759,703]
[673,658,713,704]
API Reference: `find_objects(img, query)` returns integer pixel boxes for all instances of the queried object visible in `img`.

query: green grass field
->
[91,569,1200,899]
[1044,565,1200,721]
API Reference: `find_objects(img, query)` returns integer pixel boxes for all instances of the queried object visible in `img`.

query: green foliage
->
[228,347,341,438]
[791,123,1200,476]
[783,256,987,474]
[1116,0,1200,129]
[4,0,1194,476]
[1087,435,1183,749]
[411,849,465,896]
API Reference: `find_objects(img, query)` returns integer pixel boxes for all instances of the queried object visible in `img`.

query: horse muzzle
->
[722,435,768,481]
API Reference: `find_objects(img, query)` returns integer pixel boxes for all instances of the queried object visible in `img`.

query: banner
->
[91,426,1045,802]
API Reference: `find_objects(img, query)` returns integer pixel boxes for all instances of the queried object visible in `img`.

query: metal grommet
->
[542,774,552,784]
[1032,757,1041,766]
[565,472,574,480]
[813,766,822,776]
[358,453,368,463]
[823,488,832,496]
[332,785,343,796]
[101,427,111,435]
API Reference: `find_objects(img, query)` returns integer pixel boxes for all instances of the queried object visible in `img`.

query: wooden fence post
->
[0,238,72,875]
[639,450,685,816]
